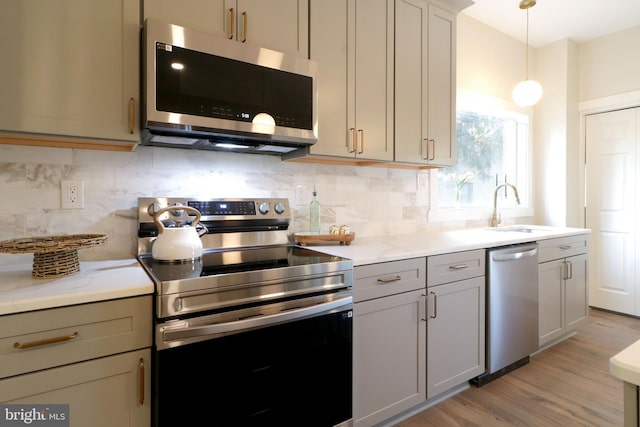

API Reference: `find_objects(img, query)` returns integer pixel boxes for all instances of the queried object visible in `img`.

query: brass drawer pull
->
[377,275,401,283]
[449,264,469,270]
[559,245,572,250]
[14,331,79,349]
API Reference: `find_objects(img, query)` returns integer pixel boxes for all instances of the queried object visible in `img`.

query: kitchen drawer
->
[0,295,152,379]
[354,258,426,302]
[538,234,589,263]
[427,249,485,287]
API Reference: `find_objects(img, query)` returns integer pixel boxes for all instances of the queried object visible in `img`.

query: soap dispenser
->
[310,188,320,234]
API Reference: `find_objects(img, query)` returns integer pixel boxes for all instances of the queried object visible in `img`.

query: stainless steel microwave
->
[141,19,318,157]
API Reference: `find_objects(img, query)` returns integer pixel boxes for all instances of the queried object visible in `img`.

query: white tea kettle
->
[152,206,208,262]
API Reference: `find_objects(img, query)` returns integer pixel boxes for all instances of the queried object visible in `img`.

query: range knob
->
[258,202,270,214]
[274,202,286,214]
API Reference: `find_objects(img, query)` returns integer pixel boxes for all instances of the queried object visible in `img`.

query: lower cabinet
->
[538,235,589,347]
[426,250,486,399]
[353,258,426,427]
[426,276,485,398]
[0,296,152,427]
[0,349,151,427]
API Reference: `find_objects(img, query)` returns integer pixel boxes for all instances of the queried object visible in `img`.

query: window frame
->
[428,91,534,223]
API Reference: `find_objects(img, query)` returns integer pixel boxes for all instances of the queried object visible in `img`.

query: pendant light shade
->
[512,79,543,107]
[512,0,542,107]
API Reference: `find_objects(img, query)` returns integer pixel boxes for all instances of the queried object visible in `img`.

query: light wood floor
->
[396,308,640,427]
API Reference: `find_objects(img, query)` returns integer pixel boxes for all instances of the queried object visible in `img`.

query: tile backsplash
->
[0,144,459,266]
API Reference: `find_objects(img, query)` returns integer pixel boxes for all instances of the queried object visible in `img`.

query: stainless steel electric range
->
[136,197,353,427]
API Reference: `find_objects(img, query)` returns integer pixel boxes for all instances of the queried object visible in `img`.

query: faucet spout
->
[491,183,520,227]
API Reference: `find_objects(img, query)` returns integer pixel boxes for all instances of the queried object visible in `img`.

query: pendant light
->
[512,0,543,107]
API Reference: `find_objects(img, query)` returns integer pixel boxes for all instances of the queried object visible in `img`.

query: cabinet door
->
[309,0,350,157]
[426,4,456,166]
[0,0,139,144]
[394,0,428,164]
[353,289,426,426]
[145,0,308,57]
[0,349,151,427]
[143,0,227,38]
[350,0,394,161]
[565,253,588,331]
[427,276,485,398]
[538,259,565,346]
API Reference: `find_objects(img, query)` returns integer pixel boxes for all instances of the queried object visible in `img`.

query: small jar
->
[339,225,350,235]
[329,225,340,235]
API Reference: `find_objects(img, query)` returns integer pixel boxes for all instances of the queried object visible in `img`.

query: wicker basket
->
[0,234,108,279]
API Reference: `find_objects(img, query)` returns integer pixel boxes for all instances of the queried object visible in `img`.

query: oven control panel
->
[138,197,291,226]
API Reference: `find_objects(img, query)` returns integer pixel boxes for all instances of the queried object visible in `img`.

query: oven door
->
[153,292,353,427]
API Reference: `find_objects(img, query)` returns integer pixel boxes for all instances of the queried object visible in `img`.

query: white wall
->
[579,26,640,102]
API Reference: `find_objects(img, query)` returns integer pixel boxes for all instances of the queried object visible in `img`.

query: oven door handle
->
[162,295,353,342]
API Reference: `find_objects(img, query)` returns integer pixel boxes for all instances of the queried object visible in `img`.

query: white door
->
[585,107,639,315]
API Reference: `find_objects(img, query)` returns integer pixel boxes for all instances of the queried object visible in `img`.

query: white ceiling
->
[462,0,640,48]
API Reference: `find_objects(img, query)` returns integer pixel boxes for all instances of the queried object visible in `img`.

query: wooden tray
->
[0,234,108,279]
[294,232,355,246]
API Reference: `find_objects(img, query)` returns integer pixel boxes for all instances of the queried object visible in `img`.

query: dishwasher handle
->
[491,247,538,262]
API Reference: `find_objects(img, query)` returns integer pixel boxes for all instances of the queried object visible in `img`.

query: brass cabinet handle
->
[128,97,135,134]
[559,245,572,250]
[357,129,364,154]
[14,331,79,349]
[377,275,401,283]
[422,138,428,160]
[428,139,435,161]
[228,8,235,39]
[241,11,248,42]
[348,128,356,153]
[138,358,145,405]
[449,264,469,270]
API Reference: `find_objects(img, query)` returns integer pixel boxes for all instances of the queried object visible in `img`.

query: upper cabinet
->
[308,0,469,167]
[395,1,456,166]
[0,0,140,151]
[143,0,309,58]
[309,0,394,162]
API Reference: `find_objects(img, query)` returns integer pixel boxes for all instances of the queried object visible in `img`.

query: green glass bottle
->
[309,189,320,234]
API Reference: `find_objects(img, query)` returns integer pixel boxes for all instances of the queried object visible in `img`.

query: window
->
[429,93,533,222]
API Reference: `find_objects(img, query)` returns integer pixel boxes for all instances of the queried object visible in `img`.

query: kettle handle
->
[153,206,202,234]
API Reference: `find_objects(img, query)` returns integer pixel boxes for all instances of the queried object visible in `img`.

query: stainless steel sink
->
[486,225,547,233]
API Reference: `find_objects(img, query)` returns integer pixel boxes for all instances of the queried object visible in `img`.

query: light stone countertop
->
[610,339,640,386]
[0,225,590,316]
[299,225,591,266]
[0,259,154,315]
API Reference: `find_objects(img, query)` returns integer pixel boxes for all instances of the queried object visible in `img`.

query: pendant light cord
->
[525,7,529,80]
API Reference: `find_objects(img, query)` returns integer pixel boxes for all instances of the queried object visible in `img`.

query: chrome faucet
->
[491,183,520,227]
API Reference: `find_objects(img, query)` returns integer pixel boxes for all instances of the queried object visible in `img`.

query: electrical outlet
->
[61,180,84,209]
[295,185,307,206]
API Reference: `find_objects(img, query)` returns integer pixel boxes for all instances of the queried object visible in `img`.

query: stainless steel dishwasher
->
[473,243,539,387]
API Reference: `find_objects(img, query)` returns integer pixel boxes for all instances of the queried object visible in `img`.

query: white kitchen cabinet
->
[353,258,426,426]
[144,0,308,57]
[395,0,456,166]
[0,0,140,151]
[0,296,152,427]
[426,250,485,398]
[308,0,394,161]
[538,235,589,347]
